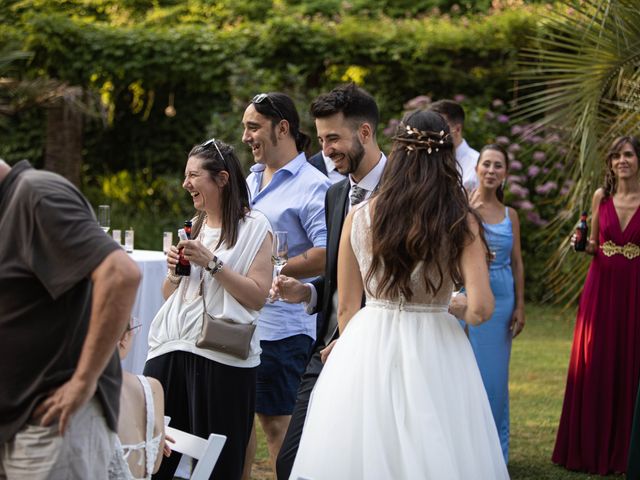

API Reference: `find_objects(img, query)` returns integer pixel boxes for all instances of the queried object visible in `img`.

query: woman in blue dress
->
[461,143,525,463]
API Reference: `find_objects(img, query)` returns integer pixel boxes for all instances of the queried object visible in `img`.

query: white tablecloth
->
[121,249,167,374]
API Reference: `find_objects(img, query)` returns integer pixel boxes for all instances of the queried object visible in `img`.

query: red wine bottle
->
[175,220,192,276]
[574,212,588,251]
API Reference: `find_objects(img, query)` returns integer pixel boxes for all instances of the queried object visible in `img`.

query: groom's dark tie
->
[349,184,367,206]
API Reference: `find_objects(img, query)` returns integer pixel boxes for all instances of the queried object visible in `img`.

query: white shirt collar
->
[349,152,387,192]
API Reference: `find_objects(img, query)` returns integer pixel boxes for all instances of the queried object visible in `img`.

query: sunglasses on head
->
[252,93,285,121]
[200,138,227,167]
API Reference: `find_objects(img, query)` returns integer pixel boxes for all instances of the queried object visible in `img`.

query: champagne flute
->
[272,231,289,276]
[98,205,110,234]
[271,231,288,301]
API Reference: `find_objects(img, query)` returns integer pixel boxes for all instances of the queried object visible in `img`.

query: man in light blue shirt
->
[242,92,330,475]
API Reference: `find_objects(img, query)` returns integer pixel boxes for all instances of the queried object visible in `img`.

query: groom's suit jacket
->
[310,177,350,350]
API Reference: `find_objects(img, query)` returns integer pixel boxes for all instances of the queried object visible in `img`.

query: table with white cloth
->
[121,249,167,375]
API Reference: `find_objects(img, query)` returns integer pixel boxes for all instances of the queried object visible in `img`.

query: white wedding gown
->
[289,204,510,480]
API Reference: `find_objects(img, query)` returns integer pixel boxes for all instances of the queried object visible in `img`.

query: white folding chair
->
[165,426,227,480]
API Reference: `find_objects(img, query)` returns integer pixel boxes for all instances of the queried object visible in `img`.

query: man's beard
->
[341,136,365,174]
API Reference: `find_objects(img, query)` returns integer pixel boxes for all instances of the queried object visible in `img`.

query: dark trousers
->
[275,350,324,480]
[144,351,256,480]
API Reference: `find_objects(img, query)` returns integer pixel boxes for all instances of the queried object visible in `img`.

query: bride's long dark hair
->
[366,109,486,300]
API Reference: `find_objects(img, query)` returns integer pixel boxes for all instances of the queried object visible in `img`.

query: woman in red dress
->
[552,136,640,474]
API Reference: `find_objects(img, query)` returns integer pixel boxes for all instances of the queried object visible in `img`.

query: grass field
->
[249,304,625,479]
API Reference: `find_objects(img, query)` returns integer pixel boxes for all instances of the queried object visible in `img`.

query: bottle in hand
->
[574,212,588,251]
[175,220,192,276]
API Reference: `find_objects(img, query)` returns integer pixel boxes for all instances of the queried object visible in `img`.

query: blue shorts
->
[256,334,314,416]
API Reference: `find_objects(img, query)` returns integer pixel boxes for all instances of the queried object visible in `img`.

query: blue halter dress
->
[467,206,515,463]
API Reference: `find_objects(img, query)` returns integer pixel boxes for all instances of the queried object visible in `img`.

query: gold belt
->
[601,240,640,259]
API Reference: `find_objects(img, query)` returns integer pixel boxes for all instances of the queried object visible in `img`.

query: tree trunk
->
[44,87,83,186]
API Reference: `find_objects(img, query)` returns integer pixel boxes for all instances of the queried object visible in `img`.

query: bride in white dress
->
[289,110,510,480]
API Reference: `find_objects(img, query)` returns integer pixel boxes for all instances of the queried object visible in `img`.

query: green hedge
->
[1,5,542,173]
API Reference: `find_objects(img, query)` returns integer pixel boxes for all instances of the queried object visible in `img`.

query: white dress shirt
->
[456,139,479,191]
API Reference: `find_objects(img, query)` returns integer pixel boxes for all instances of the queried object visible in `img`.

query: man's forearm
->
[74,250,140,386]
[281,247,326,278]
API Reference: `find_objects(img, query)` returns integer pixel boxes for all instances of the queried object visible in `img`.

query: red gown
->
[552,196,640,474]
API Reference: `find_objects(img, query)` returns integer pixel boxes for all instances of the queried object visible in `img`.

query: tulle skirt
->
[289,301,509,480]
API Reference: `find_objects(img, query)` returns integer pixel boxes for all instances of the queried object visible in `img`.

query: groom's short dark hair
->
[310,83,379,134]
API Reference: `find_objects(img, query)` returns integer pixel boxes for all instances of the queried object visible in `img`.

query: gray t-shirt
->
[0,161,122,443]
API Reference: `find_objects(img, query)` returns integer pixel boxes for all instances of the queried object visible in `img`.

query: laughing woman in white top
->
[144,139,273,480]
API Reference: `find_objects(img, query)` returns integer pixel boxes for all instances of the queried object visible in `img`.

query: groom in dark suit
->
[273,83,387,479]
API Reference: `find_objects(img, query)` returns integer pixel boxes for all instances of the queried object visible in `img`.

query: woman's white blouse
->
[147,211,272,368]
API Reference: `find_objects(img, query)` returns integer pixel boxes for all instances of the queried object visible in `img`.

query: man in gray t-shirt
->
[0,160,140,479]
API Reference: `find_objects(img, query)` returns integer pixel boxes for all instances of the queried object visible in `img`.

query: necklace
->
[179,222,221,305]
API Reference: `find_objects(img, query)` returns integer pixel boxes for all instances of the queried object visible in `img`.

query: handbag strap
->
[200,273,213,316]
[199,272,257,326]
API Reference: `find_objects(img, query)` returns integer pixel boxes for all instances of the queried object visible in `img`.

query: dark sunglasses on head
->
[252,93,285,120]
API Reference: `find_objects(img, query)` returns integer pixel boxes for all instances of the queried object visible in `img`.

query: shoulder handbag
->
[196,279,257,360]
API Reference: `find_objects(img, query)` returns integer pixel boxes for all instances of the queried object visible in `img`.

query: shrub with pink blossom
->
[383,94,573,301]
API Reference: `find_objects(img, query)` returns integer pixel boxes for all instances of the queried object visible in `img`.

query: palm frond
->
[513,0,640,303]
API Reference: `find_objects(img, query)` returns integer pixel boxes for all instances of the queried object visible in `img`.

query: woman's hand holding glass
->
[448,293,467,319]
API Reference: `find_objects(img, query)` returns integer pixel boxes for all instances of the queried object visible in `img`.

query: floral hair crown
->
[392,123,453,154]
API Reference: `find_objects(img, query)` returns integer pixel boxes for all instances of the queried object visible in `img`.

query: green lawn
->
[251,304,625,479]
[509,304,622,479]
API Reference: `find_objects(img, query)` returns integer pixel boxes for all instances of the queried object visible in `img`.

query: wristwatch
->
[205,255,224,275]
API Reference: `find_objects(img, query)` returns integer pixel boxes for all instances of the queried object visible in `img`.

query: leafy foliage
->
[82,168,193,250]
[514,0,640,303]
[0,1,550,260]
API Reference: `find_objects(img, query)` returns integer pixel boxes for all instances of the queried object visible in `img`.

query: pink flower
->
[509,183,530,199]
[527,165,541,178]
[508,143,522,153]
[511,125,524,136]
[510,160,523,170]
[530,135,544,144]
[545,133,561,143]
[404,96,431,110]
[485,111,496,119]
[492,99,504,108]
[526,211,549,226]
[554,162,563,170]
[515,200,535,211]
[532,151,546,162]
[508,174,525,184]
[454,94,466,103]
[496,136,510,145]
[560,186,570,195]
[497,114,510,123]
[383,119,400,137]
[535,181,557,195]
